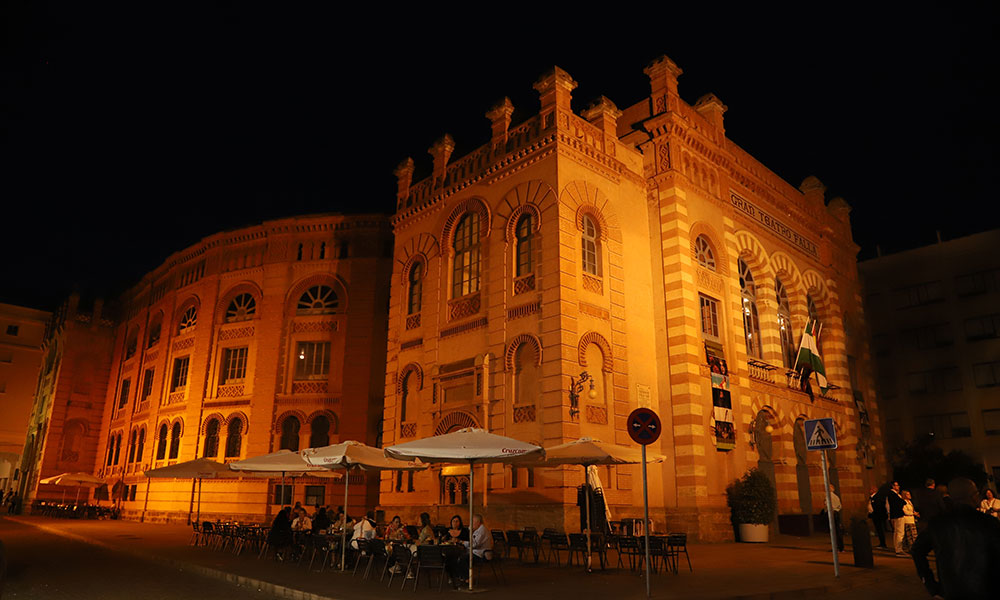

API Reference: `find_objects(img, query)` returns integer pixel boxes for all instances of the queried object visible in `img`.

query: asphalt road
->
[0,517,276,599]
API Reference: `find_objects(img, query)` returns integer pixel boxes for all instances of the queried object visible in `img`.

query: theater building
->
[83,214,392,521]
[379,56,884,541]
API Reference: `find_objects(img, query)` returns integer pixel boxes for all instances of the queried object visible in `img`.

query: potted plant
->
[726,468,777,543]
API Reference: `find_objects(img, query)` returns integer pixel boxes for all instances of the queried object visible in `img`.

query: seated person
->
[447,513,493,586]
[349,510,377,550]
[291,508,312,532]
[266,507,294,560]
[417,512,436,545]
[384,515,410,542]
[445,514,469,544]
[312,507,331,534]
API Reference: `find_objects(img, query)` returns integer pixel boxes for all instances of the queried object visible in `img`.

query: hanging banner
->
[708,355,735,451]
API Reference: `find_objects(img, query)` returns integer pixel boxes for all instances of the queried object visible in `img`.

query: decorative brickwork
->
[291,320,338,333]
[582,274,603,294]
[578,302,609,320]
[400,422,416,438]
[400,338,423,350]
[166,391,185,405]
[586,405,608,424]
[292,381,328,394]
[405,313,421,330]
[506,301,540,321]
[143,350,158,363]
[172,337,194,352]
[219,326,254,340]
[448,293,481,321]
[513,405,536,423]
[513,274,535,295]
[217,384,245,398]
[440,317,487,339]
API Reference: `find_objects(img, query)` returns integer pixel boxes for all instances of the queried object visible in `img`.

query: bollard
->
[850,517,874,568]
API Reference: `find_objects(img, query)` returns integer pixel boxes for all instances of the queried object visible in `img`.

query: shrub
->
[726,468,777,525]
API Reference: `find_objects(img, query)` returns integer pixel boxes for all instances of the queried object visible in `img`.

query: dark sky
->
[3,3,998,311]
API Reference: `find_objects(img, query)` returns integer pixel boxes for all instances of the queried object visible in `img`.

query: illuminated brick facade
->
[380,57,885,541]
[85,214,392,521]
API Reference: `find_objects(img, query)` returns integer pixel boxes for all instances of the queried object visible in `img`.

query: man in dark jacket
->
[911,478,947,533]
[886,480,906,554]
[910,477,1000,599]
[868,486,888,548]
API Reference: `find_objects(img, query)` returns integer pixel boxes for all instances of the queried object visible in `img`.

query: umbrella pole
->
[585,465,592,572]
[141,476,150,522]
[61,488,66,504]
[341,468,350,571]
[74,486,81,506]
[188,478,196,525]
[196,477,202,524]
[468,461,474,592]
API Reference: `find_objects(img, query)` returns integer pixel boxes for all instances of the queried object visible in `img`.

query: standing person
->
[979,489,1000,518]
[828,484,844,552]
[868,486,888,549]
[886,481,906,555]
[901,490,919,553]
[910,477,1000,599]
[911,478,946,534]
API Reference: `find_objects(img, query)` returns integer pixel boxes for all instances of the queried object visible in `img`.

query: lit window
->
[203,419,220,457]
[581,215,600,276]
[452,213,481,297]
[225,293,256,323]
[224,419,243,458]
[178,306,197,334]
[171,357,190,391]
[407,262,423,315]
[295,342,330,379]
[699,294,720,340]
[221,347,248,384]
[695,235,716,271]
[516,214,534,277]
[776,279,795,368]
[739,259,762,359]
[297,285,339,315]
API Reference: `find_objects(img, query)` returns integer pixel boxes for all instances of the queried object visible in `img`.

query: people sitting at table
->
[332,505,353,530]
[312,507,331,534]
[445,514,469,543]
[384,515,410,542]
[447,513,493,587]
[350,510,377,549]
[291,507,312,532]
[267,507,293,560]
[417,512,436,545]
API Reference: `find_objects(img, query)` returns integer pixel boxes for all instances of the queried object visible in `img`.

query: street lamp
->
[569,371,597,417]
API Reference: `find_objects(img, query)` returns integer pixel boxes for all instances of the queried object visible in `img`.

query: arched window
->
[297,285,339,315]
[515,213,534,277]
[178,306,197,334]
[581,215,600,276]
[147,313,163,348]
[807,294,820,324]
[739,258,762,359]
[169,422,181,459]
[583,343,607,404]
[407,262,423,315]
[225,293,256,322]
[203,418,220,458]
[514,343,540,405]
[128,430,137,463]
[400,373,411,423]
[452,212,481,297]
[136,428,145,464]
[224,419,243,458]
[106,435,115,466]
[113,433,122,465]
[776,278,795,368]
[125,329,138,359]
[280,416,300,451]
[156,424,168,460]
[61,420,85,463]
[695,235,716,271]
[310,416,330,448]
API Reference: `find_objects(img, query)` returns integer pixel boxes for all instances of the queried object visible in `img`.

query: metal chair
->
[520,528,540,562]
[491,530,507,559]
[666,533,692,573]
[547,533,569,566]
[385,543,414,589]
[567,534,589,567]
[412,545,448,592]
[616,536,639,570]
[504,530,524,560]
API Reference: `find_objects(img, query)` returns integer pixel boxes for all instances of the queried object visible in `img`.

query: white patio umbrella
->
[544,438,666,571]
[301,440,425,570]
[144,458,234,524]
[385,428,543,591]
[39,472,105,505]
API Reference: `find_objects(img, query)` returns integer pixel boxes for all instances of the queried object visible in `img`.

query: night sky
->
[3,3,998,311]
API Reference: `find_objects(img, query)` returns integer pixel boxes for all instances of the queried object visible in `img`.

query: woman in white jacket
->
[901,490,919,552]
[979,488,1000,518]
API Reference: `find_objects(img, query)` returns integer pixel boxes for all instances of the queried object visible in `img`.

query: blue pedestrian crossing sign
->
[804,418,837,451]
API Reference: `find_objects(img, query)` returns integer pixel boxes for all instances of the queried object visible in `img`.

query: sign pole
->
[641,444,651,598]
[820,449,839,578]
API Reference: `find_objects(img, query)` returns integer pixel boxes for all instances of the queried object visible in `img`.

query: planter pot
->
[738,523,769,543]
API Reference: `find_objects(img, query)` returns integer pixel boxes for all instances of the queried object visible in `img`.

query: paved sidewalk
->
[2,516,927,599]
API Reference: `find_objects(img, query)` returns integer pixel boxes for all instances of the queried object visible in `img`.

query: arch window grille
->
[156,425,168,460]
[444,476,469,505]
[105,435,115,466]
[452,212,481,297]
[776,278,796,368]
[203,419,220,457]
[297,285,339,315]
[695,235,716,271]
[581,215,600,276]
[310,416,330,447]
[739,258,763,359]
[178,306,197,334]
[280,417,300,451]
[169,423,181,459]
[135,428,145,464]
[113,434,122,465]
[224,419,242,458]
[407,262,423,315]
[515,213,534,277]
[225,293,256,322]
[128,430,138,464]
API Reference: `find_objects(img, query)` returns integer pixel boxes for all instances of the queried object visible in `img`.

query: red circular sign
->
[627,408,662,446]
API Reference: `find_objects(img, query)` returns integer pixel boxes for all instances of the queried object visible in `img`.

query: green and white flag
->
[795,319,829,397]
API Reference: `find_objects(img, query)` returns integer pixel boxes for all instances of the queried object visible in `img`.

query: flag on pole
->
[795,319,829,399]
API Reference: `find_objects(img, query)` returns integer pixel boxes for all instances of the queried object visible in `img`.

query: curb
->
[7,517,339,600]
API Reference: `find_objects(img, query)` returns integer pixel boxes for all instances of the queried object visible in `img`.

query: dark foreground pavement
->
[1,516,928,599]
